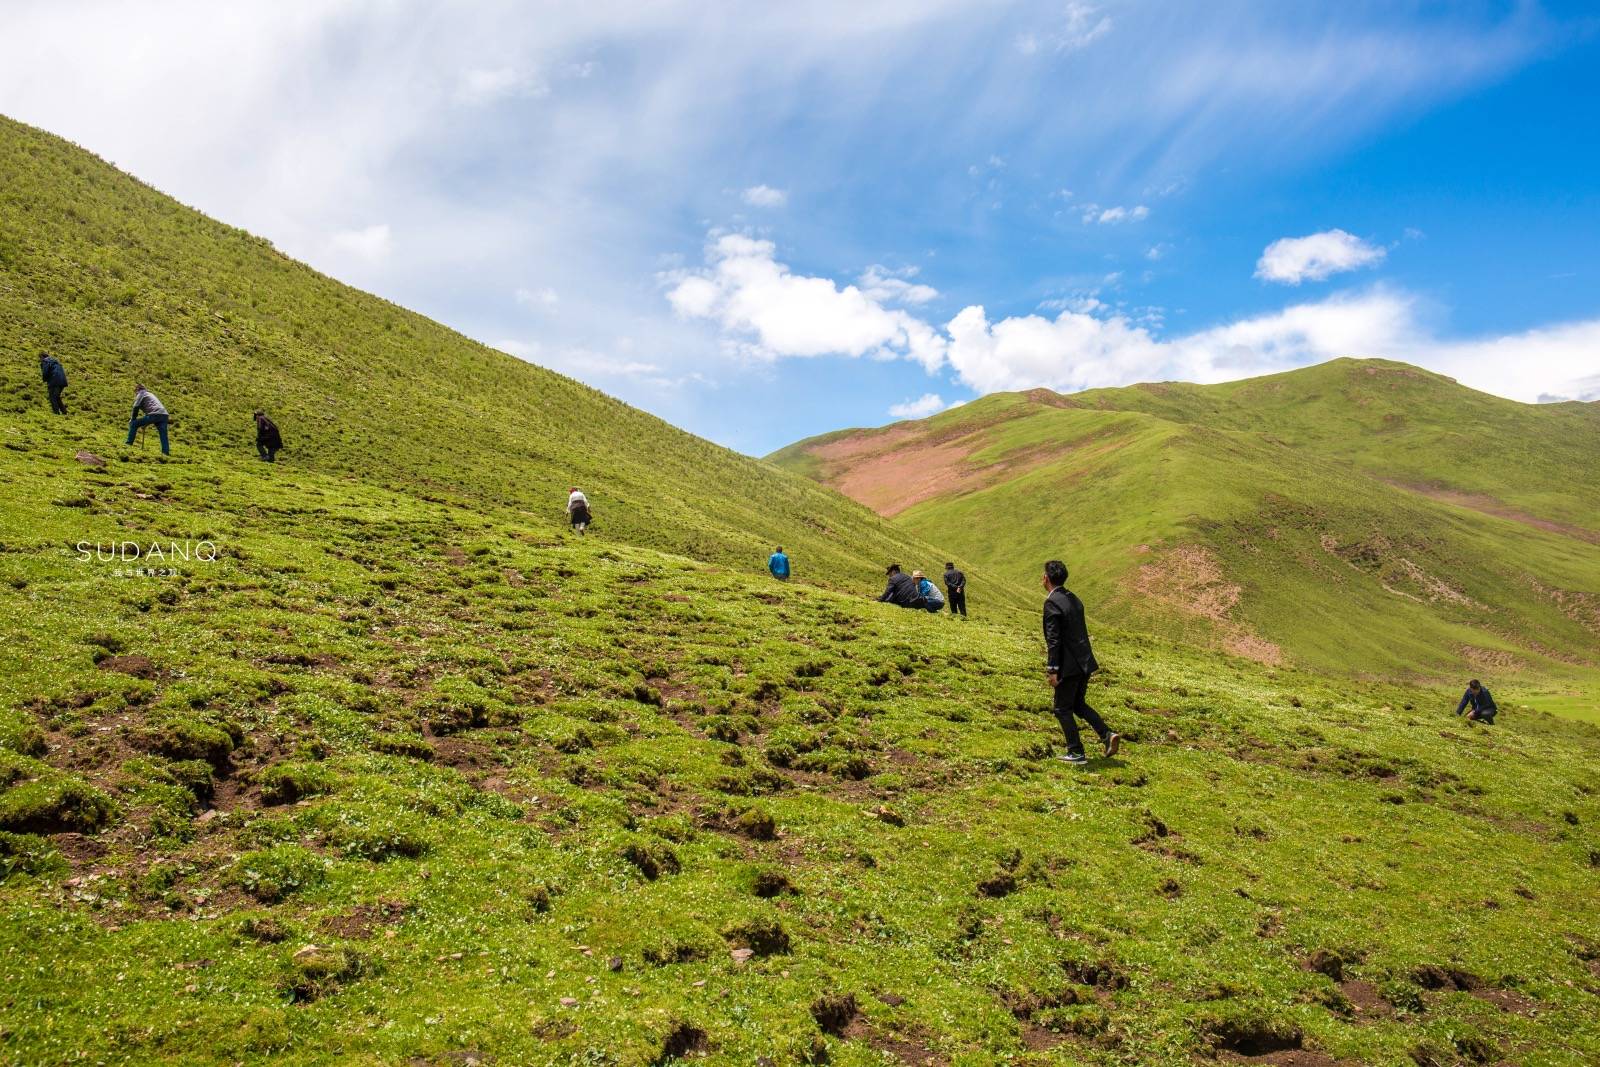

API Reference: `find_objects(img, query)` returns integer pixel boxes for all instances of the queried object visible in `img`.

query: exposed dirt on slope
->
[812,428,1127,517]
[1126,545,1283,665]
[1387,481,1600,544]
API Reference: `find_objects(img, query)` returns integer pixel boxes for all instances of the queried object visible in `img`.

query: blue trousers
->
[128,413,170,454]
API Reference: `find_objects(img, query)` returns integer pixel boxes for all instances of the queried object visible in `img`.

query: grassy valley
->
[2,116,1599,1066]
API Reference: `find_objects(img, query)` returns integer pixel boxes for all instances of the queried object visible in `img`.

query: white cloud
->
[329,223,392,261]
[665,233,946,371]
[1082,203,1148,224]
[941,287,1600,406]
[456,66,548,105]
[1018,2,1112,54]
[888,393,947,419]
[1145,243,1170,261]
[516,286,560,307]
[1255,228,1386,284]
[860,265,939,305]
[741,184,788,208]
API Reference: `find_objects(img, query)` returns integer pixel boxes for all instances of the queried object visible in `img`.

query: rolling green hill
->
[771,361,1600,703]
[0,116,1009,606]
[2,116,1599,1066]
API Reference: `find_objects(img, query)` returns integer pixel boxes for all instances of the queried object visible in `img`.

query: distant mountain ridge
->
[771,359,1600,683]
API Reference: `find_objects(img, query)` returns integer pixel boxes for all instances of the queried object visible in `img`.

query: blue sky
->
[3,1,1598,454]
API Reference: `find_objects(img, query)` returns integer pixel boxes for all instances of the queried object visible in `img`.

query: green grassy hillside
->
[0,116,1010,605]
[3,115,1600,1066]
[3,419,1599,1066]
[770,362,1600,702]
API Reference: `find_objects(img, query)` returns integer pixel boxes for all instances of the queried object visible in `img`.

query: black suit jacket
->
[1043,587,1098,676]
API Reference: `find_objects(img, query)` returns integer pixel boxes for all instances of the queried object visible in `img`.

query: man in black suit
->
[1043,559,1120,765]
[877,563,925,609]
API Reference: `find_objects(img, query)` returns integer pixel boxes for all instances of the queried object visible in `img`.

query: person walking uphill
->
[567,487,592,535]
[1455,679,1498,724]
[943,562,967,618]
[1043,560,1121,765]
[40,353,68,415]
[768,547,790,581]
[877,564,925,609]
[254,411,283,462]
[126,384,170,454]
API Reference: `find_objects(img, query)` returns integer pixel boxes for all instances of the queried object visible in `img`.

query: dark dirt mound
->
[653,1021,708,1064]
[811,992,859,1036]
[1338,979,1394,1020]
[1205,1017,1302,1057]
[96,654,158,679]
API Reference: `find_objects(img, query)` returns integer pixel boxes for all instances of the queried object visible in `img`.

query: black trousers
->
[257,443,277,462]
[947,589,967,616]
[48,384,66,415]
[1053,673,1111,757]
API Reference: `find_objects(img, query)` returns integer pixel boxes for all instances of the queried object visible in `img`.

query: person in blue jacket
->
[768,546,790,581]
[913,570,944,613]
[1454,679,1498,724]
[40,352,68,415]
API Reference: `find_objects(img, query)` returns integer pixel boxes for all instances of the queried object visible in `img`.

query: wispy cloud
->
[1256,229,1386,285]
[741,184,788,208]
[329,223,392,261]
[456,66,548,105]
[888,393,947,419]
[1082,203,1148,224]
[859,265,938,306]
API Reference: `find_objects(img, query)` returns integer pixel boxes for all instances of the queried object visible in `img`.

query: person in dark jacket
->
[768,547,790,581]
[943,562,967,617]
[1454,679,1498,724]
[877,564,925,609]
[126,384,170,454]
[254,410,283,462]
[40,353,68,415]
[1043,559,1121,765]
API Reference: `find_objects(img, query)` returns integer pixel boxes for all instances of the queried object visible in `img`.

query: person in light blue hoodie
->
[768,547,790,581]
[913,570,944,613]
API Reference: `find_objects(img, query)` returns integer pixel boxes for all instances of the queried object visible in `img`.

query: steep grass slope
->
[2,424,1599,1066]
[770,362,1600,694]
[0,115,1007,603]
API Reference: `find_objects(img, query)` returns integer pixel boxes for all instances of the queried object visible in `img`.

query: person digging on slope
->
[768,546,790,581]
[1043,559,1121,765]
[567,487,592,535]
[40,352,68,416]
[943,562,967,618]
[1455,679,1498,724]
[254,410,283,462]
[877,564,925,609]
[913,570,944,613]
[126,383,170,455]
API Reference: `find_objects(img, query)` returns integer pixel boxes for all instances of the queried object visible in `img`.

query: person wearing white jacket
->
[567,487,591,535]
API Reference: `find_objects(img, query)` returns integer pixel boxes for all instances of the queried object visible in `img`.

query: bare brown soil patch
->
[810,425,1126,517]
[1338,980,1394,1021]
[842,1017,946,1065]
[1387,481,1600,544]
[1221,1052,1357,1066]
[96,655,159,679]
[1126,545,1283,665]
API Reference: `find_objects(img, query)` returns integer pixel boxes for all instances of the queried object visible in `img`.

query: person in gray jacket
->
[126,384,170,454]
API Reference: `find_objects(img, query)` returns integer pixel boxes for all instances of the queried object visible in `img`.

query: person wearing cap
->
[913,570,944,613]
[126,384,170,454]
[876,564,924,609]
[254,410,283,462]
[567,487,592,535]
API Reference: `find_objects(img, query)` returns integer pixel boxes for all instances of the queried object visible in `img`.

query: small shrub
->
[231,844,327,903]
[257,762,335,805]
[0,776,116,834]
[0,831,64,880]
[286,945,364,1002]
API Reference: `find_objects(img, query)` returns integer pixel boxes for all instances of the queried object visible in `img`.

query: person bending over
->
[126,384,170,455]
[1455,679,1498,724]
[877,564,924,609]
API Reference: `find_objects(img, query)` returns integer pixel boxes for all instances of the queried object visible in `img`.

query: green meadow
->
[2,117,1599,1065]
